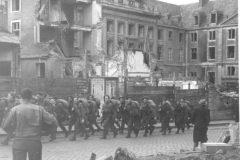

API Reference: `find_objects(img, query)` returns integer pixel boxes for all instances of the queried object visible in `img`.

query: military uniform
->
[174,103,185,134]
[125,100,141,138]
[159,101,172,135]
[100,100,117,139]
[87,100,101,135]
[70,99,89,141]
[119,100,129,134]
[181,100,193,130]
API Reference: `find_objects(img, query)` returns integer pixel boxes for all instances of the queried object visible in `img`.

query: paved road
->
[0,126,228,160]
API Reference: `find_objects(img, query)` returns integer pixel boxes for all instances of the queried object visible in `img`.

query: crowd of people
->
[0,90,197,142]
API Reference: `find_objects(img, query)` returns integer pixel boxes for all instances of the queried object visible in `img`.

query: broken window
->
[128,42,134,49]
[227,46,235,58]
[107,20,114,33]
[227,66,236,76]
[118,42,124,50]
[118,22,124,35]
[209,30,216,40]
[179,33,183,42]
[12,0,20,11]
[128,24,135,36]
[12,21,20,37]
[191,48,197,60]
[0,61,11,76]
[168,31,173,41]
[107,40,113,56]
[138,43,143,50]
[228,29,235,39]
[138,25,144,37]
[191,32,197,42]
[158,29,163,40]
[148,27,153,39]
[209,47,215,59]
[179,49,184,61]
[157,46,163,60]
[36,63,45,78]
[168,48,173,61]
[211,13,216,23]
[194,15,198,25]
[190,72,197,77]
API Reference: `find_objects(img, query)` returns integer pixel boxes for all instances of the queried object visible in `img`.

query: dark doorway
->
[208,72,215,84]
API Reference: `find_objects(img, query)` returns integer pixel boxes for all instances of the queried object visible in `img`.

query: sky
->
[157,0,199,5]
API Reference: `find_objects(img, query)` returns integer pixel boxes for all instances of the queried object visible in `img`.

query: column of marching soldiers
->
[0,92,193,145]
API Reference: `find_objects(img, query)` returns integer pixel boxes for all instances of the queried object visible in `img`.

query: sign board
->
[76,79,88,90]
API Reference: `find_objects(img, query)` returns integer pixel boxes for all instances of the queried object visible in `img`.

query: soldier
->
[125,97,141,138]
[100,99,118,139]
[69,99,90,141]
[1,93,19,145]
[174,100,185,134]
[180,98,193,130]
[87,100,101,135]
[119,96,129,134]
[68,97,77,133]
[159,98,172,135]
[0,98,7,127]
[88,95,102,131]
[53,98,69,138]
[36,92,57,142]
[141,96,155,137]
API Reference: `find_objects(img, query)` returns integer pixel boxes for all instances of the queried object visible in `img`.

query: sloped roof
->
[0,27,20,44]
[180,0,238,28]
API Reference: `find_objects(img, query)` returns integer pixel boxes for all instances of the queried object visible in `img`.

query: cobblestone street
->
[0,126,228,160]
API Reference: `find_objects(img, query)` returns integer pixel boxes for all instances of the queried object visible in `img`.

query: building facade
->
[0,0,238,87]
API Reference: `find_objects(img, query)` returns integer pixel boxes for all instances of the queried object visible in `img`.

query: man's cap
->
[199,99,206,105]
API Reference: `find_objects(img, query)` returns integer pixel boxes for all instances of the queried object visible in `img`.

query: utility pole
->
[123,38,128,99]
[83,50,88,79]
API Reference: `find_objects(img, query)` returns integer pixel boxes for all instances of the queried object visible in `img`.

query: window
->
[169,72,173,78]
[12,21,20,37]
[107,20,114,33]
[227,66,236,76]
[138,43,143,50]
[36,63,45,78]
[209,30,216,41]
[168,48,173,61]
[128,24,135,36]
[191,32,197,42]
[12,0,20,12]
[118,22,124,35]
[149,44,153,52]
[157,46,163,60]
[179,33,183,42]
[138,25,144,37]
[178,72,183,77]
[168,31,173,41]
[191,48,197,60]
[209,47,215,59]
[190,72,197,77]
[107,40,113,56]
[211,13,216,23]
[128,42,134,49]
[179,49,184,62]
[228,29,235,39]
[194,16,198,25]
[158,29,163,40]
[0,61,11,76]
[148,27,153,39]
[227,46,235,58]
[118,42,124,50]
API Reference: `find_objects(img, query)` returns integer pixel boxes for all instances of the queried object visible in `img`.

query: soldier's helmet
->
[199,99,207,105]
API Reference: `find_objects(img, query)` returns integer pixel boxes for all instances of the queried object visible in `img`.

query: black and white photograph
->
[0,0,239,159]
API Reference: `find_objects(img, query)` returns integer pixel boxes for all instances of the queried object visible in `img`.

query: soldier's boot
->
[143,128,148,137]
[126,129,131,138]
[113,130,118,138]
[49,132,56,142]
[150,126,155,135]
[100,131,107,139]
[84,133,90,140]
[176,128,180,134]
[119,130,124,134]
[135,130,139,137]
[168,127,172,134]
[69,134,77,141]
[182,127,185,133]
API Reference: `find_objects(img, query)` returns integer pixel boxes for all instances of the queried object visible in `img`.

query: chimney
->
[199,0,209,7]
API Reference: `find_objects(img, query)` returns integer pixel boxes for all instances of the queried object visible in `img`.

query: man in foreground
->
[1,88,57,160]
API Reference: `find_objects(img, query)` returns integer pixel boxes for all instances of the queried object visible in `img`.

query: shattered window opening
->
[209,47,215,59]
[227,46,235,58]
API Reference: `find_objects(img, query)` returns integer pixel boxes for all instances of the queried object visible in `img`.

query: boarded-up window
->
[0,61,11,76]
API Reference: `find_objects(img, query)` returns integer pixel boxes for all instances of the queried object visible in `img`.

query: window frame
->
[128,23,135,36]
[117,21,125,35]
[138,25,145,38]
[148,26,154,39]
[191,48,197,60]
[11,0,21,12]
[190,32,197,42]
[168,48,173,61]
[227,45,235,59]
[190,72,197,77]
[194,15,199,25]
[211,13,216,24]
[158,29,163,40]
[208,47,216,60]
[179,33,183,42]
[179,49,184,62]
[226,66,236,76]
[157,46,163,61]
[106,19,114,33]
[11,20,21,39]
[36,62,46,78]
[209,30,216,41]
[228,28,236,40]
[168,30,173,41]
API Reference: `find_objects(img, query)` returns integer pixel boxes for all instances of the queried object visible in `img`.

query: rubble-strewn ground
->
[0,127,230,160]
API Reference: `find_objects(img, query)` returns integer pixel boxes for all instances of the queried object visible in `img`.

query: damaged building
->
[0,0,238,88]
